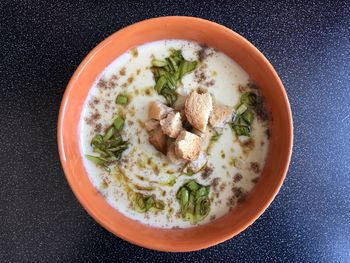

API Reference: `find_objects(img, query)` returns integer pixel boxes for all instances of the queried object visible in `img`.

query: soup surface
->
[80,40,269,228]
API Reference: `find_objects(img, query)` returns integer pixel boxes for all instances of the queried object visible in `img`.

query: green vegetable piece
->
[167,178,176,186]
[135,194,146,212]
[154,76,167,93]
[195,187,209,199]
[103,126,115,142]
[165,74,177,89]
[210,132,222,142]
[145,196,155,210]
[171,50,184,63]
[186,193,195,215]
[180,189,190,216]
[154,200,165,210]
[185,168,195,176]
[240,92,257,106]
[92,147,107,156]
[113,116,124,131]
[115,94,128,105]
[186,180,200,191]
[109,136,123,147]
[195,196,210,217]
[85,155,106,166]
[180,189,189,207]
[179,60,197,78]
[91,134,103,146]
[176,180,211,224]
[152,59,168,67]
[233,125,251,136]
[167,57,178,72]
[236,104,248,115]
[108,144,128,152]
[161,88,177,106]
[157,68,167,77]
[242,110,254,125]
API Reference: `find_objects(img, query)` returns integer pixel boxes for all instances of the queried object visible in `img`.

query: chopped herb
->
[242,110,254,125]
[210,132,222,142]
[151,50,197,105]
[185,168,195,176]
[240,92,257,106]
[230,91,258,137]
[176,180,211,224]
[152,59,168,67]
[115,94,128,105]
[236,104,247,115]
[131,192,165,213]
[113,116,125,131]
[86,116,128,169]
[232,125,251,136]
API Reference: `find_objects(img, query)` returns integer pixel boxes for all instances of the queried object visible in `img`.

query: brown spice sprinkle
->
[205,79,215,87]
[110,75,119,81]
[241,138,255,155]
[233,173,243,183]
[254,95,269,121]
[88,97,100,108]
[131,48,138,58]
[196,45,214,62]
[232,186,246,203]
[250,162,260,174]
[85,110,101,125]
[127,76,134,84]
[212,177,220,192]
[219,182,226,191]
[210,215,216,221]
[251,177,259,184]
[201,166,213,179]
[227,196,236,208]
[119,67,126,76]
[97,79,107,89]
[94,123,102,133]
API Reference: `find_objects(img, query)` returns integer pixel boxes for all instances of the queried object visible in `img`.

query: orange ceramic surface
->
[57,16,293,252]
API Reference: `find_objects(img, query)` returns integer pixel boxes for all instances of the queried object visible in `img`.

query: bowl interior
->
[58,16,293,252]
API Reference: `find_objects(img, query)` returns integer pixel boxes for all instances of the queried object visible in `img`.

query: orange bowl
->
[57,16,293,252]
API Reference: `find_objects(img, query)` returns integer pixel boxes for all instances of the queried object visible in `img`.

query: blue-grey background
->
[1,0,349,262]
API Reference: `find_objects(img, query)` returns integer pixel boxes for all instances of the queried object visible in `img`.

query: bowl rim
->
[57,16,293,252]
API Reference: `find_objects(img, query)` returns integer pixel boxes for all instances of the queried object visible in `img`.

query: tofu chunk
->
[144,119,160,132]
[167,142,184,165]
[148,101,173,120]
[174,131,202,161]
[185,90,213,132]
[148,127,168,154]
[160,111,183,138]
[209,104,234,128]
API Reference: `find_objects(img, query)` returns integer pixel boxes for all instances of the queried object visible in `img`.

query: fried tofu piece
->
[148,101,173,120]
[160,111,183,138]
[144,119,160,132]
[148,127,168,154]
[185,90,213,132]
[174,131,202,161]
[166,142,184,165]
[209,104,234,128]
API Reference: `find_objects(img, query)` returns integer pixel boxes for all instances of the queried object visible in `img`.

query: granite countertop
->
[1,1,349,262]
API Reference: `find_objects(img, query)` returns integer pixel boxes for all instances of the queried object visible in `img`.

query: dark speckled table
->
[1,0,349,262]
